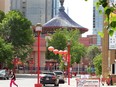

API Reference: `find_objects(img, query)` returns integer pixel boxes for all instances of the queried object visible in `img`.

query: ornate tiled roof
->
[42,0,88,34]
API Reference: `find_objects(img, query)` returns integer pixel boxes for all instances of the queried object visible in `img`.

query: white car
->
[0,69,9,80]
[53,71,65,83]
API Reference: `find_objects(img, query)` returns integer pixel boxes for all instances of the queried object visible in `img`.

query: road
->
[0,74,115,87]
[0,74,76,87]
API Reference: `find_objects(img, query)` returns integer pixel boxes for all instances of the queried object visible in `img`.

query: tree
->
[46,29,67,61]
[87,45,101,64]
[93,53,102,75]
[85,0,116,36]
[0,37,13,68]
[46,29,87,65]
[62,29,87,64]
[0,10,5,23]
[95,0,116,36]
[0,10,35,60]
[71,43,87,64]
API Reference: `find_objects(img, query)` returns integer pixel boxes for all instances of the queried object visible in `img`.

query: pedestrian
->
[109,75,113,85]
[106,74,113,85]
[10,70,18,87]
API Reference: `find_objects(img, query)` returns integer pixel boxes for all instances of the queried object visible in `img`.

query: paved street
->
[0,78,76,87]
[0,74,115,87]
[0,74,76,87]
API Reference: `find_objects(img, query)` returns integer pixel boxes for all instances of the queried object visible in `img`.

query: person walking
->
[10,70,18,87]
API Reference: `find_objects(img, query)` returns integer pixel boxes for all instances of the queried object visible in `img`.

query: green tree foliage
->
[46,29,87,65]
[93,53,102,75]
[95,0,116,36]
[59,60,65,71]
[0,37,13,67]
[0,10,5,23]
[0,10,35,60]
[87,66,92,74]
[71,43,86,64]
[87,45,101,64]
[46,29,67,61]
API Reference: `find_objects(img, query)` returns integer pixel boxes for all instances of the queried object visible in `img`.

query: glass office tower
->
[93,0,116,46]
[93,0,104,46]
[10,0,60,25]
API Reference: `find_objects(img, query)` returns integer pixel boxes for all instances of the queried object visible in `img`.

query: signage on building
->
[109,32,116,50]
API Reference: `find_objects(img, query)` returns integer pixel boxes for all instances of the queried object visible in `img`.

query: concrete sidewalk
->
[14,74,116,87]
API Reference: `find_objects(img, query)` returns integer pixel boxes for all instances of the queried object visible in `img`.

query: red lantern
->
[59,50,64,55]
[63,50,68,55]
[17,61,22,65]
[53,49,59,55]
[50,63,52,66]
[48,46,54,51]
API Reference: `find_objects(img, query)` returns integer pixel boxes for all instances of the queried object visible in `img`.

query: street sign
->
[109,32,116,50]
[76,78,100,87]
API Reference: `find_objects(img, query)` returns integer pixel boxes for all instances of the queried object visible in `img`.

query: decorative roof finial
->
[60,0,64,6]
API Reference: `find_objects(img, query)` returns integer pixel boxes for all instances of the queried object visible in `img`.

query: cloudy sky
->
[64,0,93,37]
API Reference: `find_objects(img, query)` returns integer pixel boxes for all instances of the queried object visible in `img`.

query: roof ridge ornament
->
[59,0,65,11]
[60,0,64,6]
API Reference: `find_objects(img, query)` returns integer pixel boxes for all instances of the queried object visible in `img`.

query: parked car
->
[53,71,65,83]
[0,69,9,80]
[40,72,59,86]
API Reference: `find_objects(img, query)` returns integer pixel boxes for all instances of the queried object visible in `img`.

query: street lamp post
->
[34,23,42,87]
[67,40,71,85]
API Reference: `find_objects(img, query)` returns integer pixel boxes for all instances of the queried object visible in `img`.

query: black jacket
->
[11,73,16,80]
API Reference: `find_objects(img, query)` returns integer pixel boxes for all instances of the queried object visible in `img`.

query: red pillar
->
[34,31,42,87]
[68,45,70,85]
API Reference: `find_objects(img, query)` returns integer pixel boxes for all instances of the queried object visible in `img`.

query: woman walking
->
[10,70,18,87]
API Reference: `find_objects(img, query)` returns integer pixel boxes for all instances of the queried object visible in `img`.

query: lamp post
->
[34,23,42,87]
[67,40,71,85]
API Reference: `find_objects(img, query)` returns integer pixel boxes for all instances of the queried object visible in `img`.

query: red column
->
[35,31,42,87]
[38,31,40,84]
[68,45,70,85]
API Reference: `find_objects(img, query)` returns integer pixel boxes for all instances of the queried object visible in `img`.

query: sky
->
[64,0,93,37]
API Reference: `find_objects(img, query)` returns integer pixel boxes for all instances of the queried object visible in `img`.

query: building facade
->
[9,0,61,69]
[93,0,104,46]
[0,0,60,25]
[10,0,55,25]
[79,35,97,47]
[0,0,10,13]
[52,0,60,17]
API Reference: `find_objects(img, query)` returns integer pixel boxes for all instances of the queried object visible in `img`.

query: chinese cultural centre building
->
[29,0,89,71]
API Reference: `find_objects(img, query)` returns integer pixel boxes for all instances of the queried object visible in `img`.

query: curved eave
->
[42,26,88,34]
[42,6,88,34]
